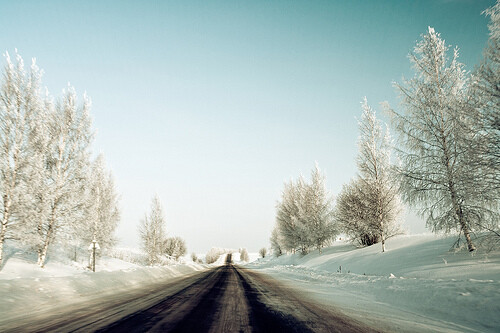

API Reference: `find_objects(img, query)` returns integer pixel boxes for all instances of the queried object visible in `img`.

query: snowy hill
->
[247,234,500,332]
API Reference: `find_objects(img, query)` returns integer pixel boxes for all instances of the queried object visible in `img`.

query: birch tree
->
[275,176,315,254]
[386,27,484,251]
[275,178,306,253]
[335,178,380,247]
[302,164,336,253]
[357,98,403,252]
[275,164,336,254]
[336,176,402,249]
[73,154,120,264]
[163,236,186,260]
[469,1,500,204]
[0,52,45,267]
[36,86,93,267]
[239,248,249,262]
[477,0,500,158]
[139,195,166,265]
[270,227,283,256]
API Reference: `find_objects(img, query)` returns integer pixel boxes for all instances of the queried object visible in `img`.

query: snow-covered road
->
[1,255,373,332]
[1,234,498,332]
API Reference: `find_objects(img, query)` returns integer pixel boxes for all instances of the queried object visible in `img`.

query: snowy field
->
[0,245,209,326]
[246,234,500,333]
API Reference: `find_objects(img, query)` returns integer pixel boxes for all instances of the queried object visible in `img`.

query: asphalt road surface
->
[3,254,376,332]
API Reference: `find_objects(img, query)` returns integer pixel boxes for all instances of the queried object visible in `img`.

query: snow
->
[247,234,500,332]
[0,244,209,326]
[2,236,498,332]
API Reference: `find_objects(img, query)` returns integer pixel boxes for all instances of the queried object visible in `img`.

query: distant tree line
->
[271,2,499,255]
[0,52,120,269]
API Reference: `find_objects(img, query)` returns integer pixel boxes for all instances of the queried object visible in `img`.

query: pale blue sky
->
[0,0,495,252]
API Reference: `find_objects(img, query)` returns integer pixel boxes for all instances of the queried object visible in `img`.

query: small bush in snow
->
[259,247,267,258]
[108,248,149,266]
[163,236,187,260]
[205,247,226,264]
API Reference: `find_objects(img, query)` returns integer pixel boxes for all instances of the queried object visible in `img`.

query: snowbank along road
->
[3,254,374,332]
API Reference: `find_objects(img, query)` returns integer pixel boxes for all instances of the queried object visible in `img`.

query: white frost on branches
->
[0,52,120,269]
[336,99,403,251]
[386,27,498,251]
[35,86,93,267]
[73,154,120,266]
[139,195,166,265]
[274,164,337,255]
[0,51,45,266]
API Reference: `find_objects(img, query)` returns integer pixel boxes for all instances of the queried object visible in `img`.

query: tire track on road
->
[3,254,376,332]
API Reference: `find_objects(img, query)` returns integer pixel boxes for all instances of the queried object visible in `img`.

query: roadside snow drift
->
[0,247,208,326]
[247,234,500,333]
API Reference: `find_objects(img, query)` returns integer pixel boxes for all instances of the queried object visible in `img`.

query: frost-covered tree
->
[270,227,283,257]
[302,164,337,253]
[0,52,118,267]
[336,178,380,246]
[205,247,226,264]
[477,0,500,142]
[355,98,403,252]
[469,1,500,202]
[163,236,187,260]
[0,52,46,267]
[239,248,249,262]
[259,247,267,258]
[72,154,120,264]
[387,27,489,251]
[275,164,336,254]
[275,178,308,253]
[336,176,402,249]
[139,195,166,265]
[36,86,93,267]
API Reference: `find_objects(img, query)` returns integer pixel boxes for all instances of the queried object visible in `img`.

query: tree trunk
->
[0,222,6,268]
[379,210,385,253]
[37,226,52,268]
[458,207,476,252]
[38,207,56,268]
[381,230,386,253]
[0,194,12,268]
[449,181,476,252]
[441,129,476,252]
